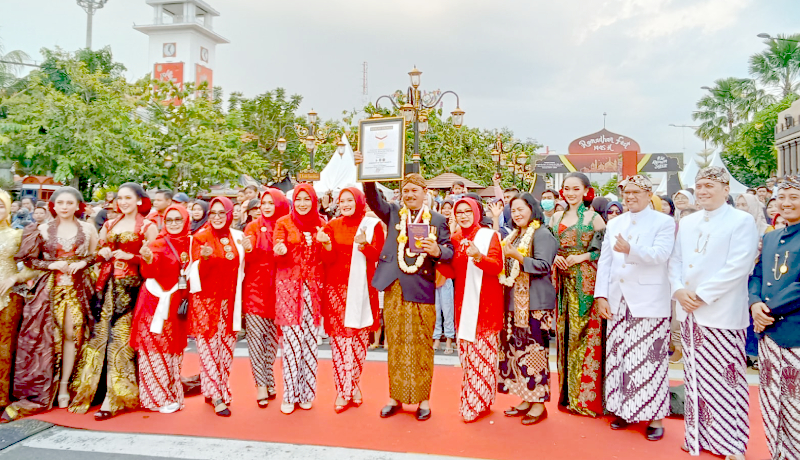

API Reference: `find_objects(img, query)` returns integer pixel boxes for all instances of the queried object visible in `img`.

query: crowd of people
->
[0,164,798,460]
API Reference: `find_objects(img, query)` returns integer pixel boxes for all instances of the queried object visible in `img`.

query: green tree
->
[0,39,30,93]
[749,34,800,98]
[723,94,799,186]
[137,80,269,194]
[693,77,773,148]
[0,55,149,194]
[694,148,715,169]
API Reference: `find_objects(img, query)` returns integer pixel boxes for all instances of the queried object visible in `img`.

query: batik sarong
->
[681,313,749,456]
[138,351,183,411]
[245,314,278,392]
[196,299,235,405]
[459,332,499,421]
[0,293,23,408]
[605,300,670,423]
[498,310,551,403]
[759,335,800,459]
[384,281,436,405]
[281,286,318,404]
[331,330,369,401]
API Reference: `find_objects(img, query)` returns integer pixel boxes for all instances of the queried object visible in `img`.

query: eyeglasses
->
[454,210,473,217]
[208,211,227,217]
[165,218,184,224]
[608,209,621,215]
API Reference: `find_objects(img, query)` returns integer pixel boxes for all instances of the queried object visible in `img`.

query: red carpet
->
[33,355,770,459]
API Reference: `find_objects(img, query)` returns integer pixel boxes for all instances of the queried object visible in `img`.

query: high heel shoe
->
[57,383,69,408]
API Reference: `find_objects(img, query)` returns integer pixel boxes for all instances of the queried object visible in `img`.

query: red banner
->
[154,62,184,106]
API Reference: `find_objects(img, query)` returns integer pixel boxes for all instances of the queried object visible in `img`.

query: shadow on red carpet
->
[32,355,769,459]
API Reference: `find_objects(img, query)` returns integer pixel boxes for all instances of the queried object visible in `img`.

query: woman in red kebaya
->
[188,197,250,417]
[321,187,385,413]
[131,204,190,414]
[439,197,504,422]
[243,189,290,408]
[273,183,325,414]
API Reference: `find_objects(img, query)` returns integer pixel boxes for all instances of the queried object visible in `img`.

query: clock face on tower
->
[163,43,176,58]
[200,47,209,63]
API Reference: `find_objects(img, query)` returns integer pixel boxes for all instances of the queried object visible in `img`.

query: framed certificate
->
[357,117,406,182]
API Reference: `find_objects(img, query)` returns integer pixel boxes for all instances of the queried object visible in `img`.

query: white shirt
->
[595,207,675,318]
[668,204,759,329]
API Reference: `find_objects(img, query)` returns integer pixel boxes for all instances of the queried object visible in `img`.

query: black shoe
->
[521,407,548,426]
[610,416,629,430]
[415,407,431,421]
[380,404,401,418]
[646,426,665,441]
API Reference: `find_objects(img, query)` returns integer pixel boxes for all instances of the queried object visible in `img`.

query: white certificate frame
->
[357,117,406,182]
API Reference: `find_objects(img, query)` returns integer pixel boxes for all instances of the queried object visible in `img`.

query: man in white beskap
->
[595,175,675,442]
[669,166,758,460]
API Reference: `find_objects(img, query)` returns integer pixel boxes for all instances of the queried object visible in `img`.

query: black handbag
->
[164,236,190,319]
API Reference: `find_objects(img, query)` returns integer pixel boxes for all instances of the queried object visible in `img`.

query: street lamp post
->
[273,110,345,183]
[490,133,531,188]
[757,33,800,43]
[76,0,109,49]
[668,123,707,151]
[375,66,465,173]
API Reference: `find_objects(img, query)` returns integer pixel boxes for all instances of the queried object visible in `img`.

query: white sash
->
[458,228,494,343]
[344,217,381,329]
[145,278,179,334]
[187,230,245,332]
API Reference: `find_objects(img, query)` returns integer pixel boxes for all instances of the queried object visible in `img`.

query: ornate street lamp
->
[374,66,465,173]
[76,0,109,49]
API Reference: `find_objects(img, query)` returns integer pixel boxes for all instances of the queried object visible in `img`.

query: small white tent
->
[655,149,747,195]
[312,135,392,198]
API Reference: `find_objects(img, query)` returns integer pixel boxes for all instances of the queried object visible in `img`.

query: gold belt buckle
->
[114,260,126,270]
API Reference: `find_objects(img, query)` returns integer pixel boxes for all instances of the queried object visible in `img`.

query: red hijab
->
[158,204,191,242]
[257,188,290,251]
[208,196,234,238]
[338,187,367,227]
[291,183,323,233]
[454,197,483,240]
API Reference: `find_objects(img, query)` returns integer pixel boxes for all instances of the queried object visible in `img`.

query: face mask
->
[541,199,555,211]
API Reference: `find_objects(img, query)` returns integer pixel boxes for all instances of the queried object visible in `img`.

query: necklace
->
[773,251,790,281]
[498,222,539,286]
[396,205,432,274]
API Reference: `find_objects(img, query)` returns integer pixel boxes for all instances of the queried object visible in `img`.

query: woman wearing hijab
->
[498,193,558,425]
[71,183,157,420]
[189,197,249,417]
[243,189,290,408]
[0,191,41,421]
[591,197,611,222]
[321,187,385,413]
[659,195,675,217]
[131,204,190,414]
[438,197,504,422]
[2,188,98,422]
[273,183,326,414]
[736,194,769,235]
[607,201,623,220]
[190,200,209,234]
[672,190,695,219]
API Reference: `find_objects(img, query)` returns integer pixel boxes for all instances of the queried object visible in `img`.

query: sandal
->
[443,346,454,355]
[57,382,70,409]
[334,397,349,414]
[94,410,113,421]
[257,398,269,408]
[281,401,295,414]
[213,399,231,417]
[353,390,363,407]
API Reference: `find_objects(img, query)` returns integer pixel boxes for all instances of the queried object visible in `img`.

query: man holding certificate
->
[355,151,454,421]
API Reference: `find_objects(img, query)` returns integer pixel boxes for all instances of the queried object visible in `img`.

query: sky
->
[2,0,799,161]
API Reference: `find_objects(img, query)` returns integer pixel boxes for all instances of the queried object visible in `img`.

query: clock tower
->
[134,0,229,91]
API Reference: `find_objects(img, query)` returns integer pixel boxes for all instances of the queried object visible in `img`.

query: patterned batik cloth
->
[681,313,749,457]
[138,351,183,411]
[459,332,500,421]
[0,294,23,407]
[555,215,605,417]
[245,314,279,392]
[759,335,800,459]
[331,330,369,401]
[384,281,436,405]
[604,300,670,423]
[281,286,318,404]
[498,311,551,403]
[70,277,140,415]
[196,298,236,405]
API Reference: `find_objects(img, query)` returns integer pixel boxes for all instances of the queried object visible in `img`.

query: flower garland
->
[498,222,539,286]
[397,205,432,274]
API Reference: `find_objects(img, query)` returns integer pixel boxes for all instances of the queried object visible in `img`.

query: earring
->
[137,201,143,206]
